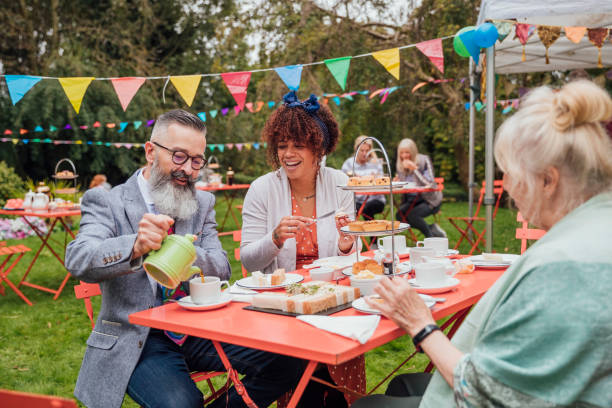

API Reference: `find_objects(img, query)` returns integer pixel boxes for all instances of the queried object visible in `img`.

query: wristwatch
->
[412,324,441,353]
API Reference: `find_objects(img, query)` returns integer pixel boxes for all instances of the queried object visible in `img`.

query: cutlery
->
[300,210,337,227]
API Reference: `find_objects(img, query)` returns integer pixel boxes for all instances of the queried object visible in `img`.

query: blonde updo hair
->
[495,80,612,223]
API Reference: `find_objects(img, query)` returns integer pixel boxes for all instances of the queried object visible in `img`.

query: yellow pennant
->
[170,75,202,106]
[58,77,95,114]
[371,48,400,80]
[75,140,83,144]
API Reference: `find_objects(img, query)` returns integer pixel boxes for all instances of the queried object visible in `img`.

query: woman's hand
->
[335,213,355,253]
[272,215,311,248]
[392,175,400,182]
[402,159,417,171]
[365,277,435,337]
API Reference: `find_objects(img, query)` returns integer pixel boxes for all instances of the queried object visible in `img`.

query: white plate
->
[303,255,372,270]
[235,273,304,290]
[447,249,460,256]
[468,254,520,268]
[352,294,435,314]
[408,277,460,294]
[338,181,411,192]
[342,261,412,277]
[177,293,232,311]
[340,223,410,237]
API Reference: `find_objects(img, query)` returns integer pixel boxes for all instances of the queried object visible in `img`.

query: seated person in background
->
[353,80,612,408]
[394,138,445,238]
[241,91,362,407]
[66,109,302,408]
[341,135,386,220]
[88,174,111,190]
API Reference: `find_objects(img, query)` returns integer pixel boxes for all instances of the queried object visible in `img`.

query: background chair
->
[0,242,32,305]
[0,388,78,408]
[447,180,504,255]
[232,230,248,278]
[515,212,545,254]
[73,281,228,404]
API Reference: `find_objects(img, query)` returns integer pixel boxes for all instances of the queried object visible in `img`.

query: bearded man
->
[66,109,303,408]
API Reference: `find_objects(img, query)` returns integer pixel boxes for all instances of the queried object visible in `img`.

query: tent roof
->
[477,1,612,74]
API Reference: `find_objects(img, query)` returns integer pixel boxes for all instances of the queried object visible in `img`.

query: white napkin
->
[296,315,381,344]
[228,284,257,303]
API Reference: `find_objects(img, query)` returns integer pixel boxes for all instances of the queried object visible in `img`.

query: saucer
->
[352,294,435,315]
[468,254,520,269]
[342,261,412,277]
[177,293,232,311]
[408,277,460,294]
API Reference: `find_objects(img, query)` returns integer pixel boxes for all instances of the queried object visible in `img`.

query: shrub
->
[0,161,25,207]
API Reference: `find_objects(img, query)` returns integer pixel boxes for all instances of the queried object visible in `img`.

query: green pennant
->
[324,56,351,91]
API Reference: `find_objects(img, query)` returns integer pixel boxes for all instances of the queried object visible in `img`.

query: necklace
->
[300,193,316,202]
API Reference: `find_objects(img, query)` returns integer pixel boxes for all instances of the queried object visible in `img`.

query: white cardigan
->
[240,166,356,274]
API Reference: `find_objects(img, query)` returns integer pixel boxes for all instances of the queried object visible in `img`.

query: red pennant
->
[93,121,101,128]
[220,72,251,110]
[515,24,534,61]
[415,39,444,74]
[245,102,254,112]
[19,129,28,135]
[110,77,146,111]
[3,129,12,135]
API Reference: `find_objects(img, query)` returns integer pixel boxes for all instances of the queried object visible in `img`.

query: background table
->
[0,208,81,302]
[196,184,250,234]
[129,264,506,407]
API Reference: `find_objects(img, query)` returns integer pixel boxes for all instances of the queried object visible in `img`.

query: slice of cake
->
[374,176,390,185]
[271,268,286,285]
[347,177,361,186]
[251,293,291,310]
[348,221,365,231]
[251,271,268,286]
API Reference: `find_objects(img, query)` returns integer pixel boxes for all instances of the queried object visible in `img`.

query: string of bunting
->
[464,98,520,114]
[1,36,452,114]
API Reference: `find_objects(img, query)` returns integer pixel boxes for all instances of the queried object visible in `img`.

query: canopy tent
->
[469,0,612,251]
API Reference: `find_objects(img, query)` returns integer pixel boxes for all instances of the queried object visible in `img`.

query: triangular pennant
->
[58,77,95,113]
[236,143,244,151]
[564,26,587,44]
[169,75,201,106]
[125,143,133,149]
[23,139,29,144]
[4,75,43,105]
[19,129,28,135]
[64,124,72,129]
[588,28,609,68]
[415,39,444,73]
[234,106,241,115]
[221,107,229,116]
[253,142,260,150]
[118,122,129,133]
[475,101,484,111]
[245,102,254,113]
[114,143,122,148]
[537,26,561,64]
[218,144,225,152]
[263,142,267,148]
[110,77,146,111]
[210,110,218,118]
[133,121,142,130]
[245,143,252,151]
[371,48,400,80]
[197,112,206,122]
[134,143,142,148]
[79,125,88,130]
[106,123,116,128]
[274,65,303,90]
[493,21,513,43]
[226,143,234,150]
[458,30,481,63]
[146,119,155,127]
[332,96,341,105]
[12,139,18,144]
[220,71,252,110]
[34,126,43,132]
[44,138,52,143]
[268,101,276,108]
[209,144,216,152]
[49,125,57,132]
[515,24,535,62]
[93,121,101,128]
[324,56,351,90]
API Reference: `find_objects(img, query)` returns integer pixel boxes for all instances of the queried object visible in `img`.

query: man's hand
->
[132,214,175,260]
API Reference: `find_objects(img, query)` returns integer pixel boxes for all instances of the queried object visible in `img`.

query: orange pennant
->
[110,77,146,111]
[564,26,587,44]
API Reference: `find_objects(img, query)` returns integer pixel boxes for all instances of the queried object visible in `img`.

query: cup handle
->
[416,241,425,247]
[220,280,229,290]
[377,238,383,249]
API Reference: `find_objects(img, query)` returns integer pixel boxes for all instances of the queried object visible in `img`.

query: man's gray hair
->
[150,109,206,142]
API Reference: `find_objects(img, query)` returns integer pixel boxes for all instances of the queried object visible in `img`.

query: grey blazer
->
[65,171,231,408]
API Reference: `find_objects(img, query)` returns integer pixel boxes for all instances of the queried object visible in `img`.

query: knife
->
[299,210,337,228]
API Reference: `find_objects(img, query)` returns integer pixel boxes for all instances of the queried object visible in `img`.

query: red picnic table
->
[129,258,506,407]
[0,208,80,304]
[196,184,250,234]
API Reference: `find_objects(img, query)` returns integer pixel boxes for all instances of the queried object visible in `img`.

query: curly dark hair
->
[262,101,340,168]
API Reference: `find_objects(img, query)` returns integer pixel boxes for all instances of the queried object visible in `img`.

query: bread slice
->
[251,271,268,286]
[271,268,286,285]
[251,293,291,310]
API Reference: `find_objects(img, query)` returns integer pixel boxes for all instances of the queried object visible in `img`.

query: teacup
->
[143,234,199,289]
[377,235,407,253]
[310,267,334,281]
[409,247,436,264]
[416,237,448,256]
[414,263,449,287]
[189,276,229,305]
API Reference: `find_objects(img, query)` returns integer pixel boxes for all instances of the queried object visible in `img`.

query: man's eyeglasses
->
[152,141,207,170]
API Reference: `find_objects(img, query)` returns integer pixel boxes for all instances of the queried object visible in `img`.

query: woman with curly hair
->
[240,91,362,407]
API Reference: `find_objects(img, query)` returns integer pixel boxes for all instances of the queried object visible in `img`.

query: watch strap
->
[412,324,441,353]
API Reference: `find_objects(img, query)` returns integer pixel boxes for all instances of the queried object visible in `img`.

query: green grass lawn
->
[0,196,524,406]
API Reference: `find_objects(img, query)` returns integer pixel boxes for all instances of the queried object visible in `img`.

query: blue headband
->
[282,91,331,151]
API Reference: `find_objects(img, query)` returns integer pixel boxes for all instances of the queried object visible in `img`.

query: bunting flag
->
[110,77,146,111]
[493,21,513,43]
[226,143,234,150]
[236,143,244,151]
[220,71,251,110]
[458,30,481,63]
[537,26,562,64]
[515,24,535,62]
[58,77,94,113]
[564,26,587,44]
[587,28,609,68]
[221,107,229,116]
[371,48,400,80]
[133,121,142,129]
[4,75,43,105]
[324,57,351,90]
[197,112,206,122]
[274,65,303,90]
[268,101,276,108]
[415,39,444,73]
[170,75,201,106]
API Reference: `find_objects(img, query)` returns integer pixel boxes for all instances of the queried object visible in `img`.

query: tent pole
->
[484,45,495,252]
[468,59,475,224]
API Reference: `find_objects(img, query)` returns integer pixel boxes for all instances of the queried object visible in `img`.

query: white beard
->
[148,161,199,221]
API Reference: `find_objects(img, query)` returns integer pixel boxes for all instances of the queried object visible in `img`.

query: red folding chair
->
[0,242,33,305]
[515,212,546,254]
[74,281,228,404]
[0,388,78,408]
[232,230,248,278]
[447,180,504,255]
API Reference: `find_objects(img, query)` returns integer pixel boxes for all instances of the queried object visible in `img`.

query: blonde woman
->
[354,80,612,407]
[394,138,445,237]
[340,135,386,220]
